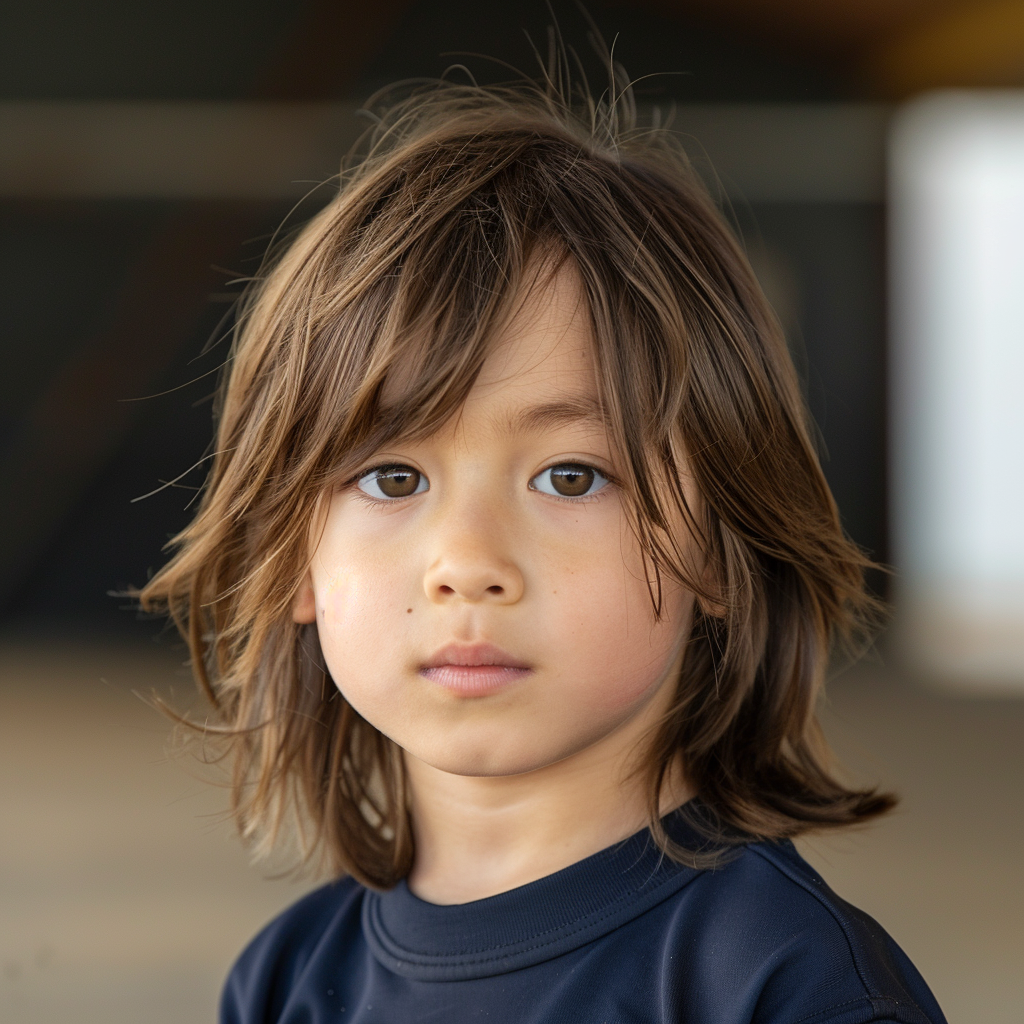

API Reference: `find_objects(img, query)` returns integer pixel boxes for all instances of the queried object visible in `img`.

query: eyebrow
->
[501,396,609,436]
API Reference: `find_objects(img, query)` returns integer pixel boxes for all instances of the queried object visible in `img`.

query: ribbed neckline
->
[362,807,706,981]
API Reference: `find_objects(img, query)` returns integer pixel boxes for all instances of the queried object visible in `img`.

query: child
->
[141,65,947,1024]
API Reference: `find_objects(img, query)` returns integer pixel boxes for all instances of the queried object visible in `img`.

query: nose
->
[422,508,525,605]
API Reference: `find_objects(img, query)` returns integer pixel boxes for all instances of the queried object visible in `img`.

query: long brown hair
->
[140,69,892,888]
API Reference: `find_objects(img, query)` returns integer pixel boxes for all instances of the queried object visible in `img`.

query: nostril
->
[430,581,513,600]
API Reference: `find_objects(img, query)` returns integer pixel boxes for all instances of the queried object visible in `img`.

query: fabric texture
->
[220,810,947,1024]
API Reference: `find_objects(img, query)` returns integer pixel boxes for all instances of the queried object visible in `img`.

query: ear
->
[696,593,727,619]
[695,557,727,619]
[291,571,317,624]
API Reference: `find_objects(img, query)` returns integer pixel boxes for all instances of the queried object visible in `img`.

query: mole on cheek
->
[406,608,412,614]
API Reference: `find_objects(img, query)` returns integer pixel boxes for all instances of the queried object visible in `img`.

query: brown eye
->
[358,465,428,500]
[551,465,593,496]
[531,463,607,498]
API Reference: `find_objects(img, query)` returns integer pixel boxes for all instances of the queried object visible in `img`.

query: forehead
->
[462,262,603,430]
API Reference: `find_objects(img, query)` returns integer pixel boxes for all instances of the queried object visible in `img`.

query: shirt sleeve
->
[218,880,356,1024]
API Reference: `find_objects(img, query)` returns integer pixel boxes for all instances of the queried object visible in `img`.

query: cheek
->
[544,548,693,716]
[312,553,407,674]
[319,567,358,625]
[574,610,687,714]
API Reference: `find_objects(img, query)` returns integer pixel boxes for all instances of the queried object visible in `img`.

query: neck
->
[403,721,691,906]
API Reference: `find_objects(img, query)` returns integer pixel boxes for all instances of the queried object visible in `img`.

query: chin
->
[415,738,563,779]
[426,753,545,778]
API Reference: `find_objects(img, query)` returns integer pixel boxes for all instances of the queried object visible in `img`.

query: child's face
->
[294,265,698,779]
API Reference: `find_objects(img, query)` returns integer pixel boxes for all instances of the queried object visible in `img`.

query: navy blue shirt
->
[221,813,946,1024]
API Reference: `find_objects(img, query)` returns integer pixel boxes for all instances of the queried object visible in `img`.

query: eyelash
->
[348,461,614,505]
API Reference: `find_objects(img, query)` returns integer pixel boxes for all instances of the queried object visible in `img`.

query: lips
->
[422,643,530,670]
[419,643,532,696]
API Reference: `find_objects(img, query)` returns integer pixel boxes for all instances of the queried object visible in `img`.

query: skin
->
[293,264,699,904]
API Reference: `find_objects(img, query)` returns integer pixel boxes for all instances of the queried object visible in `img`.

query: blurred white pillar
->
[891,92,1024,689]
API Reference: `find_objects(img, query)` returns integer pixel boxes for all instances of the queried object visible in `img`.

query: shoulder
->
[666,839,946,1024]
[219,876,364,1024]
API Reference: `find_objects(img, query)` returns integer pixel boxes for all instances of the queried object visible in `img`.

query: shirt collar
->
[362,806,707,981]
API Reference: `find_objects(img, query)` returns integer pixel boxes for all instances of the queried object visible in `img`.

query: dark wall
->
[0,0,885,636]
[0,1,305,99]
[742,203,888,564]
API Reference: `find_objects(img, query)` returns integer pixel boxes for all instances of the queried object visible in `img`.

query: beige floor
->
[0,640,1021,1024]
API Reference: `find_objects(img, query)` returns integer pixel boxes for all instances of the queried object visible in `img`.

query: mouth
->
[419,643,533,696]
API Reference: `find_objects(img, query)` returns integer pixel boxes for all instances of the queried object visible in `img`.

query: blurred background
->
[1,1,1022,1022]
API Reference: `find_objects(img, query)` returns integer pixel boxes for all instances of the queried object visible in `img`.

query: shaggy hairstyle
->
[140,67,893,888]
